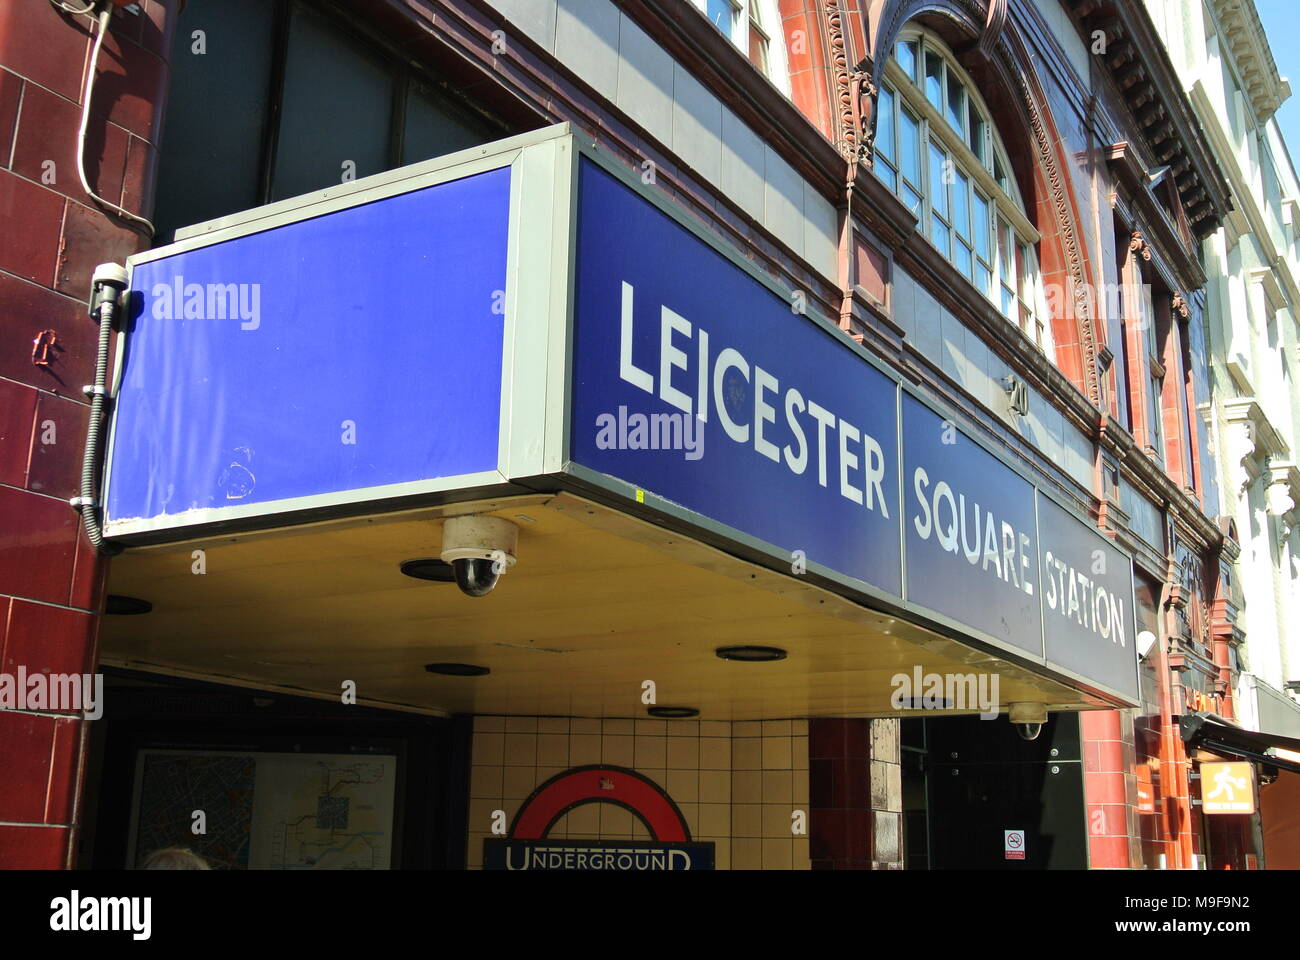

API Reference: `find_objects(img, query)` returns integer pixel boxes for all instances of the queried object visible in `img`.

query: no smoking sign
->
[1004,830,1026,860]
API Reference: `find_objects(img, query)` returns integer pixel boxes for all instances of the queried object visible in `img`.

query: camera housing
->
[1013,722,1043,741]
[1008,701,1048,742]
[439,515,519,598]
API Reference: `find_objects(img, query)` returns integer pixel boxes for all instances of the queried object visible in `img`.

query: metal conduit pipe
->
[72,262,129,557]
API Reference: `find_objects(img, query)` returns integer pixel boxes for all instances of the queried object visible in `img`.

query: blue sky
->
[1255,0,1300,164]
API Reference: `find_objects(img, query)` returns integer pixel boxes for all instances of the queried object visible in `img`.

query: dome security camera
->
[439,515,519,598]
[1008,701,1048,742]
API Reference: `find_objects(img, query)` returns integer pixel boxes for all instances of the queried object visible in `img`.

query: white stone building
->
[1148,0,1300,741]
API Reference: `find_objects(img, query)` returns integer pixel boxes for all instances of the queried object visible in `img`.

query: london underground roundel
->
[482,765,714,870]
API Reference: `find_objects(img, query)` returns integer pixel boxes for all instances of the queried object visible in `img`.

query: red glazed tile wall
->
[0,0,172,869]
[808,717,903,869]
[1081,709,1140,869]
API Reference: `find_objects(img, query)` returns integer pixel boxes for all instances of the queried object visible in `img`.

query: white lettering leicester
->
[613,282,891,516]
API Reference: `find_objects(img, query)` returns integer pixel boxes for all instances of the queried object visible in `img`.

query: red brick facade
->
[0,0,171,868]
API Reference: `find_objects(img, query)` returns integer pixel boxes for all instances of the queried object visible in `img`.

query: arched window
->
[874,28,1052,358]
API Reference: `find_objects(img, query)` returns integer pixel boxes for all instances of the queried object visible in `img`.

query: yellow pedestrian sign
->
[1200,762,1255,814]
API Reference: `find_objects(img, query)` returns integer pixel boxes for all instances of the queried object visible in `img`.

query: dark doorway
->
[902,712,1087,869]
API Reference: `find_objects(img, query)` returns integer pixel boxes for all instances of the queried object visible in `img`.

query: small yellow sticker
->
[635,489,645,503]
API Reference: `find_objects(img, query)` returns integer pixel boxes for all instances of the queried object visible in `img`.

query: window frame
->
[263,0,511,200]
[746,0,771,75]
[1135,267,1165,462]
[691,0,790,94]
[875,28,1050,357]
[153,0,514,241]
[705,0,742,41]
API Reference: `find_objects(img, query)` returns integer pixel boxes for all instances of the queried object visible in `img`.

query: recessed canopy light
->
[424,662,490,677]
[648,706,699,719]
[715,645,787,662]
[895,698,954,710]
[106,595,152,615]
[400,558,456,582]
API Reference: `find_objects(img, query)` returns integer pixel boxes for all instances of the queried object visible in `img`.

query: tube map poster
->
[127,749,397,869]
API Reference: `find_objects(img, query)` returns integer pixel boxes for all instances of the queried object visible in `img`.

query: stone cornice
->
[1068,0,1234,237]
[1248,265,1286,312]
[1106,141,1207,292]
[1187,78,1300,315]
[1221,397,1292,484]
[1222,397,1290,457]
[1210,0,1291,125]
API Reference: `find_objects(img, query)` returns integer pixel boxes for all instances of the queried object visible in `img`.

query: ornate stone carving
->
[978,0,1009,58]
[1223,419,1258,496]
[1266,461,1298,537]
[852,69,877,161]
[1212,0,1291,124]
[828,0,857,160]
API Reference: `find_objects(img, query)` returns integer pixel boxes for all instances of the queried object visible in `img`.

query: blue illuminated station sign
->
[101,129,1138,706]
[108,168,510,524]
[569,159,1137,703]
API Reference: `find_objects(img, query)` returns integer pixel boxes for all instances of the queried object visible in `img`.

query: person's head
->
[140,847,211,870]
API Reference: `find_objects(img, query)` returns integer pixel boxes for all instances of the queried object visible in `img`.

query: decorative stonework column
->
[1221,415,1260,499]
[1221,399,1290,694]
[1266,462,1300,687]
[869,718,903,869]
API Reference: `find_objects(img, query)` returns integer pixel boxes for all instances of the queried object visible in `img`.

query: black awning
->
[1180,712,1300,775]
